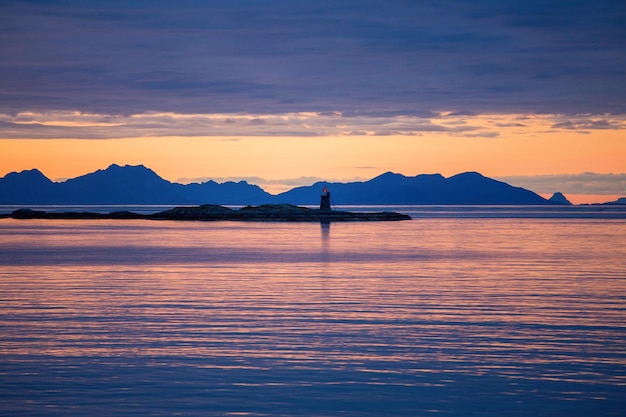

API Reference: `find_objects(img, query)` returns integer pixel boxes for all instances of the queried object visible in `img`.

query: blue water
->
[1,215,625,416]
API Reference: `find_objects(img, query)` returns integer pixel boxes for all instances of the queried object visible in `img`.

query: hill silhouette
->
[1,164,561,205]
[548,192,572,205]
[0,164,271,205]
[0,169,57,203]
[273,171,553,205]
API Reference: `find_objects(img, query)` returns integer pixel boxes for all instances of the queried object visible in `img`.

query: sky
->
[1,0,625,203]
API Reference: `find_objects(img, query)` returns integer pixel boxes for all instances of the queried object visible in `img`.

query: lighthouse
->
[320,186,331,211]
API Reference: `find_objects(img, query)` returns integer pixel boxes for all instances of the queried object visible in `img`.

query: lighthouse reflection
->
[320,221,330,239]
[320,221,330,261]
[320,185,331,261]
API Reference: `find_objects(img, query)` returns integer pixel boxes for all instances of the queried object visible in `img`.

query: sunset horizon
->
[1,1,624,206]
[1,159,623,205]
[2,3,626,415]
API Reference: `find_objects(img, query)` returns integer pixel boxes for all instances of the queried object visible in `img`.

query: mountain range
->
[1,164,571,206]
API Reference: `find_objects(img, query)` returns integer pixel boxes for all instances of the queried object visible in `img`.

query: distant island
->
[603,197,626,205]
[0,163,588,206]
[3,204,411,222]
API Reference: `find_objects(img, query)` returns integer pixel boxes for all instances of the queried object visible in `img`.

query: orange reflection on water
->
[1,218,626,388]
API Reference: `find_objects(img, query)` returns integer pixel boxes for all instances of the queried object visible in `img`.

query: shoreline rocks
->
[3,204,411,222]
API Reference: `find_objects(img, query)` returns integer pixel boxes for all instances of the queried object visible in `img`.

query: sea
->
[1,205,625,416]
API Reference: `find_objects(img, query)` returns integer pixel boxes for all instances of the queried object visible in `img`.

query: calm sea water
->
[1,213,625,416]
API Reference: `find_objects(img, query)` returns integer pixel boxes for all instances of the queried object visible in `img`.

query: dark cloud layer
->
[1,0,625,116]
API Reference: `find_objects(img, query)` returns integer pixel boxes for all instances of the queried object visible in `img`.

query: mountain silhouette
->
[59,164,182,204]
[1,165,558,205]
[273,171,553,205]
[0,164,272,205]
[603,197,626,205]
[0,169,57,203]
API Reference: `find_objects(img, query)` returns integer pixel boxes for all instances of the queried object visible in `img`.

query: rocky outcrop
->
[6,208,145,220]
[4,204,411,222]
[149,204,411,222]
[548,192,572,205]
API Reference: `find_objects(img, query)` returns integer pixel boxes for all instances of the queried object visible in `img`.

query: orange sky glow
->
[1,111,625,204]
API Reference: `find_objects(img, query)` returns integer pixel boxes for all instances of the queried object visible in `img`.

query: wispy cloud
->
[1,111,623,139]
[0,111,479,138]
[550,119,624,130]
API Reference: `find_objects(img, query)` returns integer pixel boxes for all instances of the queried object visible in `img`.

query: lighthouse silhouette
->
[320,186,331,211]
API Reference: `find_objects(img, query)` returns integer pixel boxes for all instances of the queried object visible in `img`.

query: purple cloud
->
[0,1,624,117]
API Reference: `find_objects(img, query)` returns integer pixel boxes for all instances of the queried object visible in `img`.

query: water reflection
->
[320,221,330,261]
[1,218,626,416]
[320,221,331,239]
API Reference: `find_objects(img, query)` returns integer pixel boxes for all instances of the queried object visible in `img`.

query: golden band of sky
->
[1,112,625,204]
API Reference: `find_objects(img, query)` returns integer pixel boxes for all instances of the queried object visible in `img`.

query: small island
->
[3,204,411,222]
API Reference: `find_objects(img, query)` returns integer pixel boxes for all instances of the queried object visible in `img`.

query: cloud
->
[495,123,526,128]
[495,173,626,195]
[2,110,624,139]
[1,1,625,117]
[0,111,485,138]
[461,131,500,138]
[551,119,624,130]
